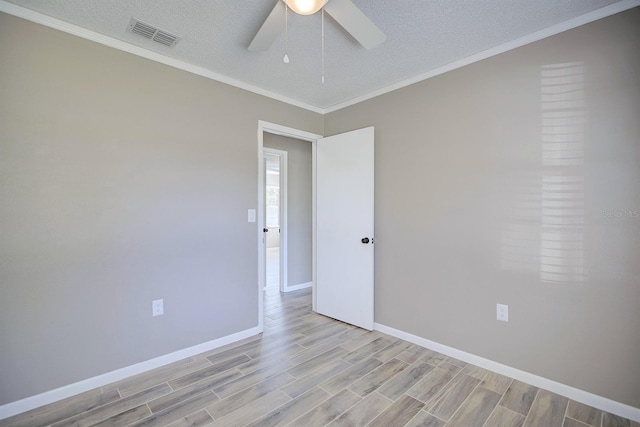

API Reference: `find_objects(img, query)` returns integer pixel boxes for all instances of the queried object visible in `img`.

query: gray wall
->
[325,8,640,407]
[264,134,313,287]
[0,13,322,405]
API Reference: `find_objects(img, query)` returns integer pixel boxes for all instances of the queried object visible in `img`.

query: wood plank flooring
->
[2,287,638,427]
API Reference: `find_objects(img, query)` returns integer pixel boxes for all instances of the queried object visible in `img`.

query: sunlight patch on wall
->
[500,62,585,284]
[540,62,585,284]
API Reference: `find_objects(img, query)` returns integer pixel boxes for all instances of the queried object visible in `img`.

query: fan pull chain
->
[321,7,325,84]
[283,3,290,64]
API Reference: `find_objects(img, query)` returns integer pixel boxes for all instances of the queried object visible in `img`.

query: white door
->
[316,127,374,330]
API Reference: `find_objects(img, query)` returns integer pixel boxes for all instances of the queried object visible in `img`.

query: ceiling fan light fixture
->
[283,0,328,15]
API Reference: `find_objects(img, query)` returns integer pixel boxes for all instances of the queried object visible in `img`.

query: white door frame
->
[257,121,322,333]
[263,148,287,293]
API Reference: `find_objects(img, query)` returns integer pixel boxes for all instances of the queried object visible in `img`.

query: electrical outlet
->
[496,303,508,322]
[152,299,164,317]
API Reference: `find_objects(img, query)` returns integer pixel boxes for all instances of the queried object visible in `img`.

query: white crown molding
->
[324,0,640,113]
[374,322,640,423]
[0,326,261,420]
[2,0,638,114]
[0,0,325,114]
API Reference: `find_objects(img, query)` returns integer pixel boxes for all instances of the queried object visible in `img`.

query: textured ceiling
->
[2,0,634,111]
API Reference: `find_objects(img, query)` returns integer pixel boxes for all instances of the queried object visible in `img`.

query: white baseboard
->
[284,281,312,292]
[0,326,262,420]
[374,322,640,423]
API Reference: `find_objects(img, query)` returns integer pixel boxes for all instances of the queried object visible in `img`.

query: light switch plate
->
[152,299,164,317]
[497,303,508,322]
[248,209,256,223]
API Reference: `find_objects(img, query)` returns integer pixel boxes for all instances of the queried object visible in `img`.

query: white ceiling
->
[2,0,636,112]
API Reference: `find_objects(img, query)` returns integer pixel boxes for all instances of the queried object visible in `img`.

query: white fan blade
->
[249,1,286,52]
[324,0,386,49]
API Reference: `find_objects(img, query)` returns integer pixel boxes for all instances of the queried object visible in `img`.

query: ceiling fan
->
[248,0,386,52]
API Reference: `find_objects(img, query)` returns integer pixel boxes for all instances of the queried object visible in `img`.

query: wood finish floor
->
[2,287,637,427]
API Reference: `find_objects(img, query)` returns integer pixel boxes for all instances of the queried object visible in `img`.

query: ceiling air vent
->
[127,18,180,47]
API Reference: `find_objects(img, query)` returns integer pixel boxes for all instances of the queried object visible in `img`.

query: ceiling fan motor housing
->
[283,0,329,16]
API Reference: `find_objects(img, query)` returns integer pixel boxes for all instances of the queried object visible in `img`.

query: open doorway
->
[257,121,321,332]
[263,135,313,294]
[264,149,286,291]
[257,121,375,333]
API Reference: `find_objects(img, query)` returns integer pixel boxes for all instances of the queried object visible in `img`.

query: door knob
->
[361,237,370,244]
[263,228,269,233]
